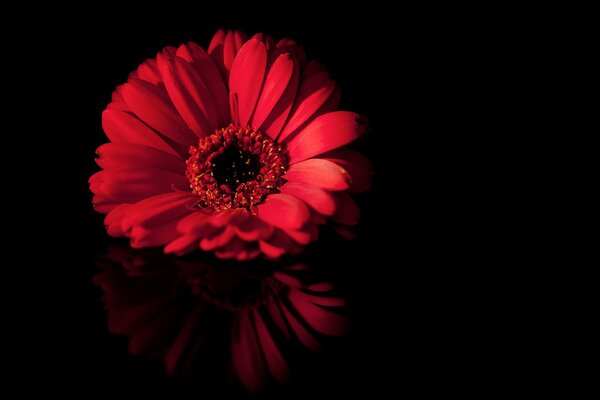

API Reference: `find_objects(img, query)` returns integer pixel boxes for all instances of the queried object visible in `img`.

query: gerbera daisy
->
[90,30,372,260]
[94,246,349,393]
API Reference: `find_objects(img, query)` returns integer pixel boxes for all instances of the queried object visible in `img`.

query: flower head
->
[90,30,372,260]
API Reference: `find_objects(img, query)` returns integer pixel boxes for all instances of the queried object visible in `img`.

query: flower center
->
[179,264,285,312]
[186,124,288,211]
[211,147,261,190]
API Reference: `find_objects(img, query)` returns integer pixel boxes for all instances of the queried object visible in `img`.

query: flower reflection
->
[94,246,349,392]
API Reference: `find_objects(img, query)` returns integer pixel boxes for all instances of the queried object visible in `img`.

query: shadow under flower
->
[94,245,349,393]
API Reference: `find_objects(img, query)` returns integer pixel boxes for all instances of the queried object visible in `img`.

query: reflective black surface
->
[94,246,350,394]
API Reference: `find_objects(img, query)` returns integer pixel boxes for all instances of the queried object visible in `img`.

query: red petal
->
[252,53,296,131]
[261,61,300,139]
[332,192,360,225]
[286,111,367,164]
[233,215,274,241]
[302,60,325,78]
[284,159,351,191]
[128,304,185,355]
[274,38,306,66]
[176,42,230,126]
[132,58,162,85]
[280,182,337,216]
[257,193,310,230]
[163,233,200,255]
[95,143,185,174]
[259,230,294,258]
[92,195,119,213]
[280,228,312,245]
[228,39,267,126]
[278,71,337,142]
[266,301,290,339]
[176,212,216,233]
[107,85,129,112]
[157,52,218,136]
[104,203,131,237]
[279,301,321,351]
[199,225,236,251]
[164,304,205,375]
[121,192,196,232]
[288,289,349,336]
[214,237,247,259]
[333,224,355,240]
[251,33,275,50]
[253,309,289,382]
[209,29,247,81]
[130,219,182,248]
[223,31,238,75]
[102,109,181,158]
[321,148,373,193]
[92,168,187,203]
[121,78,197,146]
[208,29,226,76]
[273,271,303,289]
[231,312,267,393]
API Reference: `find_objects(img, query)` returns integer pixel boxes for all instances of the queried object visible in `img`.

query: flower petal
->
[279,301,321,351]
[107,85,129,112]
[277,71,337,142]
[130,219,181,248]
[320,148,373,193]
[102,109,182,158]
[95,143,185,174]
[176,42,230,127]
[176,212,215,233]
[253,309,289,382]
[233,215,274,241]
[130,58,162,85]
[274,38,306,66]
[121,192,196,233]
[228,39,267,126]
[284,159,351,191]
[214,237,247,259]
[288,289,349,336]
[280,228,312,245]
[163,233,201,255]
[259,230,294,259]
[286,111,367,164]
[164,304,205,375]
[232,312,267,393]
[208,29,247,81]
[121,78,197,146]
[92,195,119,213]
[91,168,188,203]
[252,53,296,132]
[257,193,310,231]
[279,182,337,216]
[128,304,185,355]
[332,192,360,225]
[157,52,218,137]
[200,225,236,251]
[104,203,131,237]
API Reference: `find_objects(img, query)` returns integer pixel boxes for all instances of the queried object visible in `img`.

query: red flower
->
[94,246,349,393]
[90,30,372,260]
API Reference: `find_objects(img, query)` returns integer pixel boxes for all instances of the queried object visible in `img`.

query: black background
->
[18,6,486,396]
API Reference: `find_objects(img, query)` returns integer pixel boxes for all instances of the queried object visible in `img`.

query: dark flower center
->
[211,147,262,191]
[179,263,285,312]
[186,124,288,211]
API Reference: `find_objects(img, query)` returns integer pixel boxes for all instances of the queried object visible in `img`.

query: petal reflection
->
[94,245,348,393]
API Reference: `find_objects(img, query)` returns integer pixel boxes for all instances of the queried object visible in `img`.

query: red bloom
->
[94,246,349,393]
[90,30,372,260]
